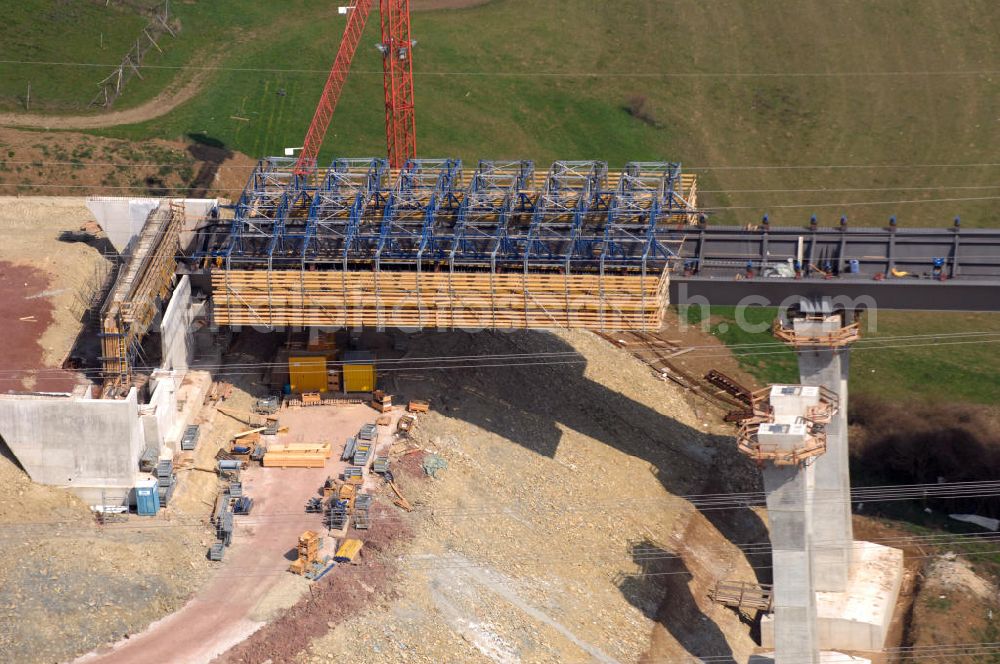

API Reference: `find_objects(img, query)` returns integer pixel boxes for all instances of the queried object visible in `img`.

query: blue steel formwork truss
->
[377,158,462,267]
[520,160,608,270]
[600,162,691,274]
[207,157,697,274]
[451,160,534,267]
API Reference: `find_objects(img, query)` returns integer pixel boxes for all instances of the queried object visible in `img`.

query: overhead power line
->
[1,58,998,78]
[6,180,1000,210]
[9,158,1000,173]
[3,479,1000,533]
[3,332,1000,381]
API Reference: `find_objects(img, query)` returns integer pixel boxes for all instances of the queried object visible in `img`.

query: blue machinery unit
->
[208,157,698,273]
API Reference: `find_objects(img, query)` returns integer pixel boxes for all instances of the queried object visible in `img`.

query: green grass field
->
[679,305,1000,406]
[5,0,988,226]
[4,1,1000,225]
[0,1,331,113]
[1,1,150,110]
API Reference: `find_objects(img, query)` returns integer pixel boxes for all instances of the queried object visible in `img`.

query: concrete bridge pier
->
[780,305,857,592]
[762,461,820,664]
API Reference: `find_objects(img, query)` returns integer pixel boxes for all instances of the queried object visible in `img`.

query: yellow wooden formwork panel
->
[289,356,327,393]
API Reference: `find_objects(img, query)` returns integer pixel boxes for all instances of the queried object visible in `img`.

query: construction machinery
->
[295,0,416,174]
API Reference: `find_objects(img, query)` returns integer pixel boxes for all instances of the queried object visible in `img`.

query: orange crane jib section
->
[294,0,417,176]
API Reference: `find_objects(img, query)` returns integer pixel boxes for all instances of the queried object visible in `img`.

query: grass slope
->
[75,0,1000,226]
[1,1,149,110]
[0,1,331,114]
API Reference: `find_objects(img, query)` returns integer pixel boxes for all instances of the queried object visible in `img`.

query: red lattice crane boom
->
[294,0,417,175]
[380,0,417,169]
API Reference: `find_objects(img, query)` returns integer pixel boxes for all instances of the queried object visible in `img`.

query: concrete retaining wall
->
[86,197,217,255]
[0,388,145,504]
[161,275,193,371]
[86,196,160,254]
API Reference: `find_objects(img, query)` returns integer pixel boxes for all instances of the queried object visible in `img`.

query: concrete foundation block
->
[762,540,903,652]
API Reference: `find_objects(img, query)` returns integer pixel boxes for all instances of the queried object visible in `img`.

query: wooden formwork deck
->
[210,268,669,331]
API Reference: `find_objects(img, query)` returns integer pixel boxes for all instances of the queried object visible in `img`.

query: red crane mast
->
[380,0,417,169]
[294,0,416,175]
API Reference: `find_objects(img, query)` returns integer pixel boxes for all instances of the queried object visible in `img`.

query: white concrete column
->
[793,318,853,592]
[763,463,820,664]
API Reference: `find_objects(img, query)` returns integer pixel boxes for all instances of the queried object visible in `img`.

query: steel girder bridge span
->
[195,156,1000,334]
[665,222,1000,311]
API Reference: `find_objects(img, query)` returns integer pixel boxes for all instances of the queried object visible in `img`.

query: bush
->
[625,94,659,127]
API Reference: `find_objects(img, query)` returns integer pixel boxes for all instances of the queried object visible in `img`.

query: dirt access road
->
[77,404,377,664]
[0,62,213,130]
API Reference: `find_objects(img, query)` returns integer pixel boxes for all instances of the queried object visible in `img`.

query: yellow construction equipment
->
[343,350,375,392]
[289,356,328,393]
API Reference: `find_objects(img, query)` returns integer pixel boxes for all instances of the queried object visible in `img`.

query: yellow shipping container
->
[289,356,327,393]
[342,350,375,392]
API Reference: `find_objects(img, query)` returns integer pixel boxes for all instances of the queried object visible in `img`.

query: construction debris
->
[217,406,272,427]
[397,413,417,434]
[253,395,280,415]
[233,426,266,439]
[206,381,233,403]
[709,580,774,612]
[422,454,448,478]
[387,479,413,512]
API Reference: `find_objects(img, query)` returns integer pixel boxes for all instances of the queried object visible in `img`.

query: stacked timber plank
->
[262,442,332,468]
[211,268,668,331]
